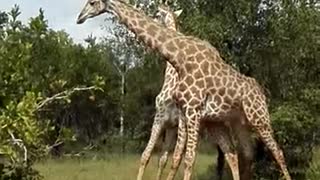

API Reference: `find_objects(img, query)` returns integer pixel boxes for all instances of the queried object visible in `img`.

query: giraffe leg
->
[156,128,177,180]
[242,100,291,180]
[231,119,254,180]
[238,146,254,180]
[166,116,187,180]
[211,124,240,180]
[183,107,201,180]
[137,118,164,180]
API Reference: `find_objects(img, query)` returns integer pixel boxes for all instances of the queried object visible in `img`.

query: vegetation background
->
[0,0,319,179]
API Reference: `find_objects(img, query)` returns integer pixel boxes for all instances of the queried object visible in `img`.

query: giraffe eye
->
[155,12,160,18]
[89,1,95,5]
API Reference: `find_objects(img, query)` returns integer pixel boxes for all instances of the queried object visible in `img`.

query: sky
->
[0,0,113,44]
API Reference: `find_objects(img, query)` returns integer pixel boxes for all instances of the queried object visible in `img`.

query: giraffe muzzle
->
[76,13,87,24]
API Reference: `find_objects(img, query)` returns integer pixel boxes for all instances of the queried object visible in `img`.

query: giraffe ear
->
[174,9,183,17]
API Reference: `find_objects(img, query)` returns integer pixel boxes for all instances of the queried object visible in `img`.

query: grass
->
[35,148,320,180]
[35,153,216,180]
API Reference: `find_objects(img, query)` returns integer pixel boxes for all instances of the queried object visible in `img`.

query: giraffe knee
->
[140,156,149,166]
[159,152,169,167]
[171,158,180,169]
[140,150,152,165]
[171,153,183,168]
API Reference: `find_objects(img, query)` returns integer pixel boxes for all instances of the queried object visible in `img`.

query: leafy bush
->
[0,92,46,179]
[0,6,114,178]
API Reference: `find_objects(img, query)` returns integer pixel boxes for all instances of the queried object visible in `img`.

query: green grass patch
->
[35,154,215,180]
[35,148,320,180]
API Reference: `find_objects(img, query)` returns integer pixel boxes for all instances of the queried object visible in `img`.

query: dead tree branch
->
[35,86,99,111]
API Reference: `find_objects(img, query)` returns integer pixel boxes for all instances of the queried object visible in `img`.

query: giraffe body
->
[137,5,255,180]
[77,1,291,180]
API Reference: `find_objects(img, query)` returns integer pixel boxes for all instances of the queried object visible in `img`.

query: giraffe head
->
[77,0,109,24]
[154,5,182,28]
[77,0,133,24]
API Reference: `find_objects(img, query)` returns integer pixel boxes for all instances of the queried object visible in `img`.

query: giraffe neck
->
[163,16,177,74]
[109,1,182,70]
[164,15,177,31]
[166,22,177,31]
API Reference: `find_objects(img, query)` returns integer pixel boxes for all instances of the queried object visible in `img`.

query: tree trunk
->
[119,73,125,137]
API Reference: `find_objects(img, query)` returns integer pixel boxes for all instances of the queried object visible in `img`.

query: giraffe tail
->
[216,145,225,180]
[255,137,266,161]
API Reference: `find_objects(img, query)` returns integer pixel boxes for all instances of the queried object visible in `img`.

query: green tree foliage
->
[0,5,119,178]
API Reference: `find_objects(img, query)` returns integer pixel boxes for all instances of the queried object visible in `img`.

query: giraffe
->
[136,7,183,180]
[76,1,291,180]
[137,4,254,180]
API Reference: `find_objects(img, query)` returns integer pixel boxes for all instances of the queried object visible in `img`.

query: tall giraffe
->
[137,4,254,180]
[76,1,291,180]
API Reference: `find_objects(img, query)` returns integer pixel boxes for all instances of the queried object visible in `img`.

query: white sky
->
[0,0,112,44]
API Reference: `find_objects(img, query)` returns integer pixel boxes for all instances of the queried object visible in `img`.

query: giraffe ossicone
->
[77,1,292,180]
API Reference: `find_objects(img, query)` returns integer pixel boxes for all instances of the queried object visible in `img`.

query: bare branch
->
[8,131,27,163]
[35,86,98,111]
[47,141,64,151]
[112,61,124,75]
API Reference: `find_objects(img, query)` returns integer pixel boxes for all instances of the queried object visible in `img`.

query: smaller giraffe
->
[137,4,254,180]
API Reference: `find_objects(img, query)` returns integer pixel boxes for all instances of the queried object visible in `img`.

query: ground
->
[35,150,320,180]
[35,154,218,180]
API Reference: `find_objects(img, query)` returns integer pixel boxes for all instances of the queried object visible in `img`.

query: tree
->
[0,5,120,178]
